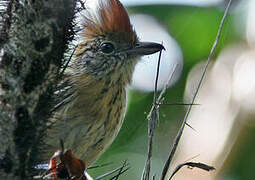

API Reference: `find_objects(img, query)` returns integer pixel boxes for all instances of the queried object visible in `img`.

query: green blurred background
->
[88,2,255,180]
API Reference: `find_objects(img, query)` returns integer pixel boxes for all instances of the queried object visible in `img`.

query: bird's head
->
[74,0,164,84]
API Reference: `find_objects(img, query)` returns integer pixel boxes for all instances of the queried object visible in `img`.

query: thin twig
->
[168,162,215,180]
[154,49,163,103]
[158,103,200,106]
[59,45,78,78]
[160,1,233,179]
[111,160,128,180]
[109,167,130,180]
[88,162,113,170]
[94,162,129,180]
[152,174,156,180]
[141,49,163,180]
[157,64,178,102]
[60,139,64,152]
[141,57,178,180]
[184,154,201,162]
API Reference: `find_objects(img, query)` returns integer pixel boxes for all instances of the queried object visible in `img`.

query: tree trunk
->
[0,0,76,179]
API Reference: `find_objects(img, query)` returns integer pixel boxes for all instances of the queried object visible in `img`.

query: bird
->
[46,0,164,167]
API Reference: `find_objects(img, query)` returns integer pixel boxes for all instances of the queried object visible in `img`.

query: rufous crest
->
[82,0,137,43]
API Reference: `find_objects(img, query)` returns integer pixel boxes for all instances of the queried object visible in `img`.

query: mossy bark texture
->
[0,0,76,179]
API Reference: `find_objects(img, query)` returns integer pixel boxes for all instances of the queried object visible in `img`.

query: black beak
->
[125,42,165,56]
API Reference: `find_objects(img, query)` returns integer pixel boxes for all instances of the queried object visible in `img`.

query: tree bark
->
[0,0,76,179]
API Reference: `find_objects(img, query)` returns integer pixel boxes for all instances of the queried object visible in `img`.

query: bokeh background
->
[83,0,255,179]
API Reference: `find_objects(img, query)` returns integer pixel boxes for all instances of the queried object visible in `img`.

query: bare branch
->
[141,49,163,180]
[160,0,233,179]
[169,162,215,180]
[94,161,129,180]
[152,174,156,180]
[109,161,129,180]
[59,45,78,78]
[141,49,179,180]
[154,48,164,104]
[158,103,200,106]
[87,162,113,170]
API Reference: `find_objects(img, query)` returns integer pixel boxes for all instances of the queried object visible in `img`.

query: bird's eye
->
[100,42,115,54]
